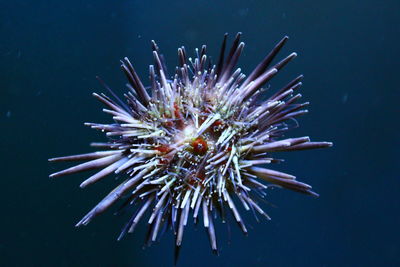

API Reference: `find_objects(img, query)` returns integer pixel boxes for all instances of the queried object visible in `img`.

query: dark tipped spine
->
[121,57,150,106]
[241,36,289,88]
[215,33,228,78]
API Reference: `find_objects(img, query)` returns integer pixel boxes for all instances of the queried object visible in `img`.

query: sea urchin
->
[49,33,332,257]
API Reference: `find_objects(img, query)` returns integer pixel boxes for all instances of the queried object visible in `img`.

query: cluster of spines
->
[49,33,332,260]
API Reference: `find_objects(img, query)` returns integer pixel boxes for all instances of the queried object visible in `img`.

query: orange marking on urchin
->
[159,158,170,165]
[188,170,206,186]
[211,119,224,133]
[173,102,181,118]
[164,120,174,127]
[162,113,174,127]
[212,120,223,127]
[155,145,174,165]
[155,144,170,154]
[173,102,185,129]
[190,137,208,155]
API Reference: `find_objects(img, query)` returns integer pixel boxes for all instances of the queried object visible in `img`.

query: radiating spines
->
[241,36,289,89]
[49,151,125,179]
[48,150,119,162]
[121,57,150,106]
[49,33,332,259]
[215,33,228,79]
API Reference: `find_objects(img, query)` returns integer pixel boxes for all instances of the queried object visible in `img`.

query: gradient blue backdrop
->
[1,0,399,266]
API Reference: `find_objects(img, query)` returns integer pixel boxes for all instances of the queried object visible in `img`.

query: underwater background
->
[1,0,399,266]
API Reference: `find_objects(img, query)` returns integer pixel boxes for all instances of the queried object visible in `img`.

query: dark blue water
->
[1,0,399,266]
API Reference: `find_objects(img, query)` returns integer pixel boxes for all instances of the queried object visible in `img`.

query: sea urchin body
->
[49,33,332,256]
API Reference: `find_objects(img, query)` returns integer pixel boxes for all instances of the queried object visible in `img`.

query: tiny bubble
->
[238,8,249,17]
[342,93,348,104]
